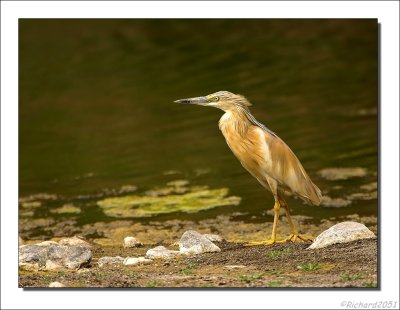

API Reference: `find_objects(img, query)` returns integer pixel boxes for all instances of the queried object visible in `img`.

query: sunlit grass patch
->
[362,281,377,288]
[266,279,283,287]
[201,284,215,288]
[238,273,264,283]
[266,248,292,258]
[340,273,365,281]
[95,272,112,278]
[146,280,160,287]
[297,263,321,271]
[265,269,284,276]
[179,263,196,275]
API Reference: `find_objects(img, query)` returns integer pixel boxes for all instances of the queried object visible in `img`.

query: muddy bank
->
[19,238,377,288]
[18,183,378,288]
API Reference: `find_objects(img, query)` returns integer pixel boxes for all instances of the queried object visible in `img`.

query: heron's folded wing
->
[253,127,322,205]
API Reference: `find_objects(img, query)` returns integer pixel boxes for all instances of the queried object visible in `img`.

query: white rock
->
[179,230,221,255]
[146,246,180,259]
[59,236,91,248]
[49,281,65,287]
[123,236,142,248]
[203,234,224,242]
[308,221,376,249]
[123,257,152,266]
[98,256,125,268]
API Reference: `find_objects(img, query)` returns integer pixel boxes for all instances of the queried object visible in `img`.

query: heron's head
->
[174,91,251,112]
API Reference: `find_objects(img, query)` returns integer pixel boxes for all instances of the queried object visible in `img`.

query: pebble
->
[123,236,142,248]
[308,221,376,249]
[123,257,152,266]
[19,244,92,270]
[49,281,65,287]
[179,230,221,255]
[146,246,180,259]
[98,256,125,267]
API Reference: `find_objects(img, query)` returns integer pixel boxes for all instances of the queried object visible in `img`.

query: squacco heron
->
[175,91,322,245]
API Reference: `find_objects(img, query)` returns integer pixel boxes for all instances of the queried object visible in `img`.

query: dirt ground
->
[19,238,377,288]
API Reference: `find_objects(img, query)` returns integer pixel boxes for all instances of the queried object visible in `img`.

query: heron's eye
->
[211,96,219,102]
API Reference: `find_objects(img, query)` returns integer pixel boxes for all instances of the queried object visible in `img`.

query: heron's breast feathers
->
[219,116,322,205]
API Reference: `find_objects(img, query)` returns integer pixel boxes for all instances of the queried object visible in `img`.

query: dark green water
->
[19,19,378,225]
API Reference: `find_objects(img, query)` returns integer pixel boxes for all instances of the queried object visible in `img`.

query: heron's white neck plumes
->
[218,108,252,137]
[219,106,277,138]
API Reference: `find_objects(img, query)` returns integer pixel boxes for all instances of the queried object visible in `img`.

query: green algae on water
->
[50,203,81,214]
[97,185,241,218]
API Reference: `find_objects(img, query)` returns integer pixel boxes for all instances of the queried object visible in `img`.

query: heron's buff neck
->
[218,106,253,137]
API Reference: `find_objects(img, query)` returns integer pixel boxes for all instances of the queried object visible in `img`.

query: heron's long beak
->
[174,96,208,105]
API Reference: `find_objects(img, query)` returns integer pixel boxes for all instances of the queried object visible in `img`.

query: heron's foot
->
[283,233,313,243]
[245,234,312,246]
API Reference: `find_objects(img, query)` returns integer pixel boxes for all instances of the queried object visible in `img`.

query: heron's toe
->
[283,234,313,243]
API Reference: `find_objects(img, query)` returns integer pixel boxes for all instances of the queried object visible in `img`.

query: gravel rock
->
[98,256,125,267]
[308,221,376,249]
[19,244,92,270]
[59,236,91,248]
[49,281,65,287]
[146,246,180,259]
[123,257,152,266]
[203,234,224,242]
[179,230,221,255]
[19,245,47,271]
[123,236,142,248]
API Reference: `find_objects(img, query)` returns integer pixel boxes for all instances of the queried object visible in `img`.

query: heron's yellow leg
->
[280,199,313,243]
[246,200,281,246]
